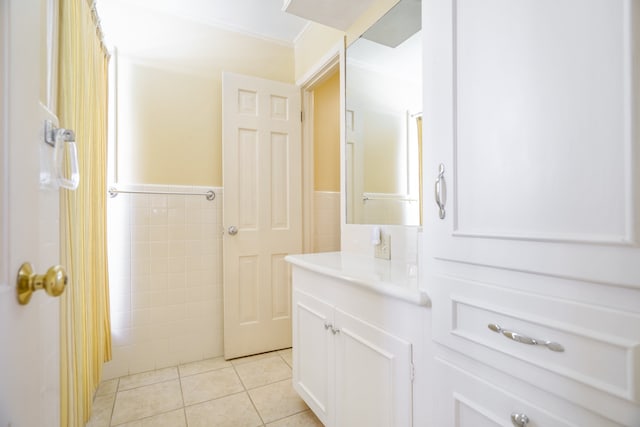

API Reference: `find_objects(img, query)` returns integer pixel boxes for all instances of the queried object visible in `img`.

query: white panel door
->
[0,0,62,426]
[423,0,640,287]
[222,72,302,359]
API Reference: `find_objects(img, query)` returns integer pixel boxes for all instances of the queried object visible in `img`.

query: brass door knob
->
[17,263,68,305]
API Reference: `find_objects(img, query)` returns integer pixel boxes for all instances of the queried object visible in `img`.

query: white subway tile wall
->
[104,185,224,379]
[105,186,338,380]
[313,191,341,253]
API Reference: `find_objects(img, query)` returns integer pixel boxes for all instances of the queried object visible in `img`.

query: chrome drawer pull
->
[488,323,564,352]
[511,412,530,426]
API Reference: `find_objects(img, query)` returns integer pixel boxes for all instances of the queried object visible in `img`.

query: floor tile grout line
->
[107,378,119,427]
[182,389,247,410]
[232,361,266,426]
[115,366,180,392]
[267,409,312,425]
[115,375,180,394]
[110,406,187,427]
[178,359,233,379]
[177,366,188,427]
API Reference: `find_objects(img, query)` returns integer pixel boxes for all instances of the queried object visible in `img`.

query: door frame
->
[297,40,344,253]
[1,0,8,288]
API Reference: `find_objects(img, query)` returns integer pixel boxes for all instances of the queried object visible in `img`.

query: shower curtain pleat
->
[58,1,112,426]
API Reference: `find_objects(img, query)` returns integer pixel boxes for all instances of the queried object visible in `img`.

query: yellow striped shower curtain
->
[57,0,112,425]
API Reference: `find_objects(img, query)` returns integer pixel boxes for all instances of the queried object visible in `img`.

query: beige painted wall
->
[313,71,340,192]
[114,12,294,187]
[114,0,400,187]
[117,59,218,185]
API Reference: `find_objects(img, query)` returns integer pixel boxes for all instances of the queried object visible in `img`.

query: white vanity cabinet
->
[286,252,430,427]
[293,289,413,427]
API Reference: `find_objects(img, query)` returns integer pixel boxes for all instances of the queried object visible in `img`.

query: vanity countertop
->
[285,251,430,307]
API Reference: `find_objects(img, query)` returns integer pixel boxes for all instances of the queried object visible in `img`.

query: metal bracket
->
[44,120,75,147]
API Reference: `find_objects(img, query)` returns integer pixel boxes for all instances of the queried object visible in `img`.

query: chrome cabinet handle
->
[434,163,446,219]
[511,412,530,426]
[324,323,339,334]
[489,324,564,352]
[227,226,238,236]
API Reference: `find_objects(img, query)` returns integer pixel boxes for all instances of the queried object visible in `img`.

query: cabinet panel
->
[433,357,623,427]
[424,0,640,287]
[431,275,640,405]
[334,308,413,427]
[292,290,333,425]
[454,0,629,243]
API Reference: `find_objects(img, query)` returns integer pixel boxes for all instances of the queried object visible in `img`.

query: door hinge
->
[300,111,304,122]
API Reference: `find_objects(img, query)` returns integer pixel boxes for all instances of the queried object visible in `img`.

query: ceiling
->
[96,0,311,46]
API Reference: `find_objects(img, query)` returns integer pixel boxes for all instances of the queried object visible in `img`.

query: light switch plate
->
[374,233,391,260]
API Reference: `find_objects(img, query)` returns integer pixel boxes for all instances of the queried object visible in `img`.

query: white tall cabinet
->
[422,0,640,426]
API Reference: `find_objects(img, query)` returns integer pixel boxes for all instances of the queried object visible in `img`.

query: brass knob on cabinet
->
[17,263,68,305]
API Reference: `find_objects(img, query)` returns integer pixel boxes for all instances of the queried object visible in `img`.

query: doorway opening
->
[300,50,341,254]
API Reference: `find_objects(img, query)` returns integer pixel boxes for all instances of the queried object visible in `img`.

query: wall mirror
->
[345,0,422,226]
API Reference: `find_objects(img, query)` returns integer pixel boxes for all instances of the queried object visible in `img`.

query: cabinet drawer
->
[431,275,640,415]
[433,357,623,427]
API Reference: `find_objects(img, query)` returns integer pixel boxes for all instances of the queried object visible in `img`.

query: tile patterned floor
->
[86,349,324,427]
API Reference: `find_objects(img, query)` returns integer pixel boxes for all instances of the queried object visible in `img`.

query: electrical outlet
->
[374,232,391,260]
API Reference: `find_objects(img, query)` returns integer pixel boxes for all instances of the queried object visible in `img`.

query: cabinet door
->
[423,0,640,285]
[334,308,413,427]
[432,358,621,427]
[292,290,334,425]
